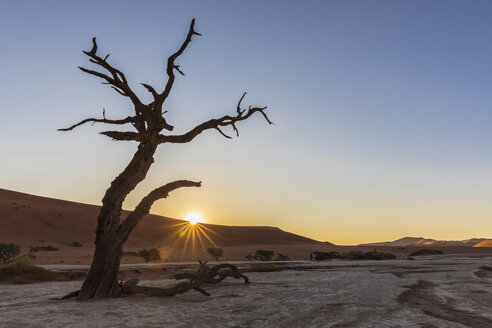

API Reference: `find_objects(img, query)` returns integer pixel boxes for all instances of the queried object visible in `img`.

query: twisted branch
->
[118,180,201,238]
[121,262,248,297]
[158,92,272,144]
[157,18,201,106]
[79,38,143,110]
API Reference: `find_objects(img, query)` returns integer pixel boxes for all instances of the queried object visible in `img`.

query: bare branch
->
[111,86,127,96]
[173,65,185,76]
[99,131,142,141]
[121,278,209,297]
[157,18,200,106]
[118,180,201,237]
[237,92,246,115]
[215,127,232,139]
[58,116,136,131]
[158,93,272,144]
[80,38,144,110]
[141,83,158,99]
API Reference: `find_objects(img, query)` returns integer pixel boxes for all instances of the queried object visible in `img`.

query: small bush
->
[0,243,21,265]
[29,245,58,253]
[254,250,274,261]
[138,248,161,263]
[206,247,224,261]
[70,241,82,247]
[244,254,254,261]
[275,253,290,261]
[409,249,443,257]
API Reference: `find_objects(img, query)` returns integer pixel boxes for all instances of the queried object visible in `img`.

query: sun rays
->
[163,217,222,261]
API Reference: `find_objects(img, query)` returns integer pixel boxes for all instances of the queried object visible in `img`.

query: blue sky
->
[1,1,491,244]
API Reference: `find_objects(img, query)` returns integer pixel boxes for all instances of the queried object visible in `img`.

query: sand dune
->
[360,236,489,247]
[474,239,492,247]
[0,188,322,263]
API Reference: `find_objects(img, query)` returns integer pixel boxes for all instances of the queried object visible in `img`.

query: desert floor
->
[1,254,492,328]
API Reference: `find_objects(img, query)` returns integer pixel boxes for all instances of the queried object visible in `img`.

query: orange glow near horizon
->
[184,212,204,225]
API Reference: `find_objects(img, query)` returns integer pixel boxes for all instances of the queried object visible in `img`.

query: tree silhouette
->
[207,247,224,261]
[60,19,271,299]
[0,243,20,265]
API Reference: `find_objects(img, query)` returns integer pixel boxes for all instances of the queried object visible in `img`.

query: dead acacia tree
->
[59,19,271,300]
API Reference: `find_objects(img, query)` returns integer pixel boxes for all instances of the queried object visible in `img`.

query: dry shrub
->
[0,257,66,284]
[409,249,443,256]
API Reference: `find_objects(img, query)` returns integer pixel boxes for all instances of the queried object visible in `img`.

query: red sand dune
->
[0,188,322,263]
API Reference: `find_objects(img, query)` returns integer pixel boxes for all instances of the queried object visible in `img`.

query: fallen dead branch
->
[59,261,249,300]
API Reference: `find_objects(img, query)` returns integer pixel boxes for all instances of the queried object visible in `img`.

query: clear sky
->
[1,0,491,245]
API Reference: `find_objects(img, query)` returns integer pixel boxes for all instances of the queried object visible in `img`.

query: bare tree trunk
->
[78,140,157,299]
[78,235,123,299]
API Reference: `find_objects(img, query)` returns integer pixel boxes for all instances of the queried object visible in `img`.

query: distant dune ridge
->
[360,236,491,247]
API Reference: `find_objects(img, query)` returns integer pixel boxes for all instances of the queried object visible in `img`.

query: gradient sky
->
[1,1,491,245]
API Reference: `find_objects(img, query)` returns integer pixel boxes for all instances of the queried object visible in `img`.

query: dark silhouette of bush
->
[409,249,443,256]
[206,247,224,261]
[275,253,290,261]
[341,250,395,260]
[0,243,20,265]
[29,245,58,253]
[254,250,274,261]
[71,241,83,247]
[138,248,161,263]
[244,254,254,261]
[310,251,341,261]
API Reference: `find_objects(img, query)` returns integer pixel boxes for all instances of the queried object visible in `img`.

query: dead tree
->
[59,19,271,300]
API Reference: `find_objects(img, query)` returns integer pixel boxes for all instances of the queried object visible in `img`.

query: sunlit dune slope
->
[473,239,492,247]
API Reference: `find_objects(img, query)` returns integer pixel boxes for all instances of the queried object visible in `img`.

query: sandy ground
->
[1,254,491,328]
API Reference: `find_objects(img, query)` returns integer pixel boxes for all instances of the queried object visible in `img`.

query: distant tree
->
[138,248,161,263]
[207,247,224,261]
[0,243,21,265]
[58,19,271,299]
[254,250,274,261]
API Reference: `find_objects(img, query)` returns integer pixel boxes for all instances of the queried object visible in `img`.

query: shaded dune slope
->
[0,188,321,250]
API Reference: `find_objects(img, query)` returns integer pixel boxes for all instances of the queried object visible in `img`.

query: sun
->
[185,212,204,225]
